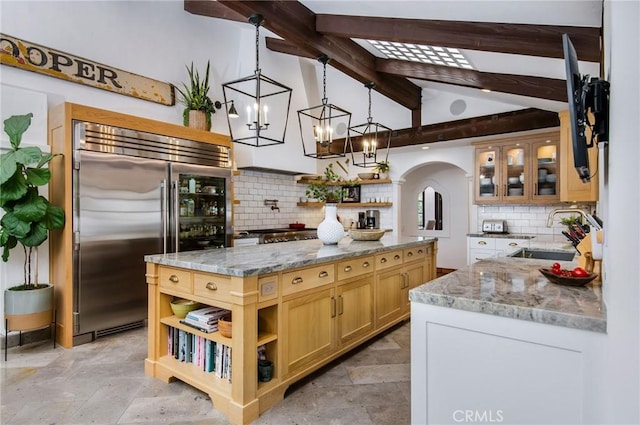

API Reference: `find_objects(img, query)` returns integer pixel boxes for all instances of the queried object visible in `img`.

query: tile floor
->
[1,321,411,425]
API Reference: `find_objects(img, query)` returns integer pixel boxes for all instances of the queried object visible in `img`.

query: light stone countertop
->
[409,257,606,333]
[145,235,437,277]
[467,233,537,239]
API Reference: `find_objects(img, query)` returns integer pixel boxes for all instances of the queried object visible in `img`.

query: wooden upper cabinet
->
[558,110,599,202]
[473,130,560,204]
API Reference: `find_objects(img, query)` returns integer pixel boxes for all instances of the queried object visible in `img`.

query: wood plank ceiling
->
[184,0,601,147]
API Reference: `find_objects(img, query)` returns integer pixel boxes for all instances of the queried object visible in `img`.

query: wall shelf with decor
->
[297,202,392,208]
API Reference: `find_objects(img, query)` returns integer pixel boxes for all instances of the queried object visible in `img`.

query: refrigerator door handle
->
[161,180,168,254]
[173,180,180,253]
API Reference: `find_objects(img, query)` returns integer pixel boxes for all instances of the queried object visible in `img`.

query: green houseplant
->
[175,61,216,131]
[305,163,347,203]
[373,160,390,178]
[1,113,65,331]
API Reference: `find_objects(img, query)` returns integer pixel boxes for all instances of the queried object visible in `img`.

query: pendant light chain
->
[254,19,261,74]
[322,60,327,104]
[367,86,373,123]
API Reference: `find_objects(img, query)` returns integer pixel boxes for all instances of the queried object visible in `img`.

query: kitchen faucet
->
[264,199,280,212]
[547,208,602,230]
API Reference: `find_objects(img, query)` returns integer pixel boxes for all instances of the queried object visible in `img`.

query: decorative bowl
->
[218,315,232,338]
[479,177,491,185]
[170,299,201,318]
[350,229,386,241]
[539,268,598,287]
[358,172,375,180]
[546,174,557,182]
[507,177,519,184]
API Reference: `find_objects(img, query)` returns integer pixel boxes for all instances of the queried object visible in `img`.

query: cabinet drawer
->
[337,256,374,281]
[193,272,232,303]
[468,249,495,264]
[495,238,529,253]
[158,267,192,293]
[283,264,335,296]
[375,250,403,271]
[468,237,496,250]
[403,246,427,263]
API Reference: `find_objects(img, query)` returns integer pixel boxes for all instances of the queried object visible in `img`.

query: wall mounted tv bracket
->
[580,76,611,147]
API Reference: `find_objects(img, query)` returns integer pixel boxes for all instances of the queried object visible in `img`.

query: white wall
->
[598,1,640,422]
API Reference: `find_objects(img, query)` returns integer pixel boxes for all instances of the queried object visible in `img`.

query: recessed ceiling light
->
[422,146,430,150]
[481,88,492,93]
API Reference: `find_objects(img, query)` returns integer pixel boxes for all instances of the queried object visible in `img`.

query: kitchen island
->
[145,235,437,425]
[409,257,607,425]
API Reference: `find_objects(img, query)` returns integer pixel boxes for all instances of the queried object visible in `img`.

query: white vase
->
[317,203,345,245]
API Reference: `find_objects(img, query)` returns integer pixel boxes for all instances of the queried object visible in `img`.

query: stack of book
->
[167,326,232,380]
[180,306,230,333]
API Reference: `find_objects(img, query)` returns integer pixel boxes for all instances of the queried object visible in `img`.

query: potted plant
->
[373,160,390,179]
[175,61,216,131]
[305,163,348,245]
[1,113,65,331]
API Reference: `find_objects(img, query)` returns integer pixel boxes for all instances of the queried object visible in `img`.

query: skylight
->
[369,40,474,69]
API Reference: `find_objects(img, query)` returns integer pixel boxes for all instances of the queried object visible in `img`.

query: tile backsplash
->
[233,170,393,231]
[476,203,597,242]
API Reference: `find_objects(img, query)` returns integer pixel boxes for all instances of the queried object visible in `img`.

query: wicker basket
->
[218,316,232,338]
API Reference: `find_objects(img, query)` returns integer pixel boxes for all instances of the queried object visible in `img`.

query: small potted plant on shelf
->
[305,163,347,204]
[175,60,216,131]
[373,160,390,179]
[1,113,65,332]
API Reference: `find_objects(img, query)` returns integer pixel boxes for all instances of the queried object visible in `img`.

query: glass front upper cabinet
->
[475,146,499,201]
[532,138,560,201]
[502,144,528,201]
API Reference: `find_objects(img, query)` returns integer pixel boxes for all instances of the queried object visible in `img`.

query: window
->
[418,186,443,230]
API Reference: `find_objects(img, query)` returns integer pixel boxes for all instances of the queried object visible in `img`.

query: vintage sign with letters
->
[0,34,175,106]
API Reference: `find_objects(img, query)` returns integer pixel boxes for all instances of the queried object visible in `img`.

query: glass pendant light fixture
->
[221,14,292,147]
[297,55,351,158]
[348,82,391,168]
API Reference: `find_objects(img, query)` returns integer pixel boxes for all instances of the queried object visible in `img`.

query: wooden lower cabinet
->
[337,276,374,346]
[145,240,436,425]
[282,287,336,377]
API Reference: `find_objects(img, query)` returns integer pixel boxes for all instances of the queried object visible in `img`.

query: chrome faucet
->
[546,208,588,227]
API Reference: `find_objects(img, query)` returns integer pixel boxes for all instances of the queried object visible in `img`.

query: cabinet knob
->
[407,251,414,257]
[362,261,370,268]
[418,249,424,254]
[318,270,329,278]
[478,241,487,245]
[380,257,387,263]
[343,266,352,273]
[169,275,179,283]
[394,254,401,260]
[508,242,518,246]
[292,277,303,285]
[206,282,218,291]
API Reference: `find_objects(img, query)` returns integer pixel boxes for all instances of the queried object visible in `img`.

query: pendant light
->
[297,55,351,159]
[348,82,391,168]
[221,14,292,147]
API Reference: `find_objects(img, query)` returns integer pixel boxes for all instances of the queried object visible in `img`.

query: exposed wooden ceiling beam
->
[388,108,560,148]
[377,59,567,102]
[190,1,422,115]
[316,14,601,62]
[184,0,246,22]
[265,37,314,59]
[336,108,559,152]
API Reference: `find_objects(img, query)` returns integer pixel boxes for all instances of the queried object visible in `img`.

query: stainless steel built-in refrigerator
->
[72,121,232,343]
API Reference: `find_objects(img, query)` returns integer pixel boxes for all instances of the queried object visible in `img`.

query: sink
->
[508,248,575,261]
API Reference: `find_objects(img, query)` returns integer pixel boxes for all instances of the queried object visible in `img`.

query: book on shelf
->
[186,306,230,324]
[180,318,218,333]
[166,326,229,381]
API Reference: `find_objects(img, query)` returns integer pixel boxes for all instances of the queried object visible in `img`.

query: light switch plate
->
[261,281,276,297]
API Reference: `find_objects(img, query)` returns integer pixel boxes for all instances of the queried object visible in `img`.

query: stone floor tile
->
[346,363,411,385]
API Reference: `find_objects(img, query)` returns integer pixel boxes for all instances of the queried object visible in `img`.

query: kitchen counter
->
[146,234,436,277]
[410,256,607,424]
[410,257,605,333]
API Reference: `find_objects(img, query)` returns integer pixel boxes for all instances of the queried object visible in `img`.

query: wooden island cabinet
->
[145,236,437,424]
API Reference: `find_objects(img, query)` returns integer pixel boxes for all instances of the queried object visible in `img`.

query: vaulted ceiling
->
[184,0,602,146]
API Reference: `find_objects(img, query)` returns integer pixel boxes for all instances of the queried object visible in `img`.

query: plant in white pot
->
[305,163,348,245]
[1,113,65,332]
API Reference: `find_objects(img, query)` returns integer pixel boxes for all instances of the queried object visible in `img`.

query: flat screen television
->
[562,33,610,183]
